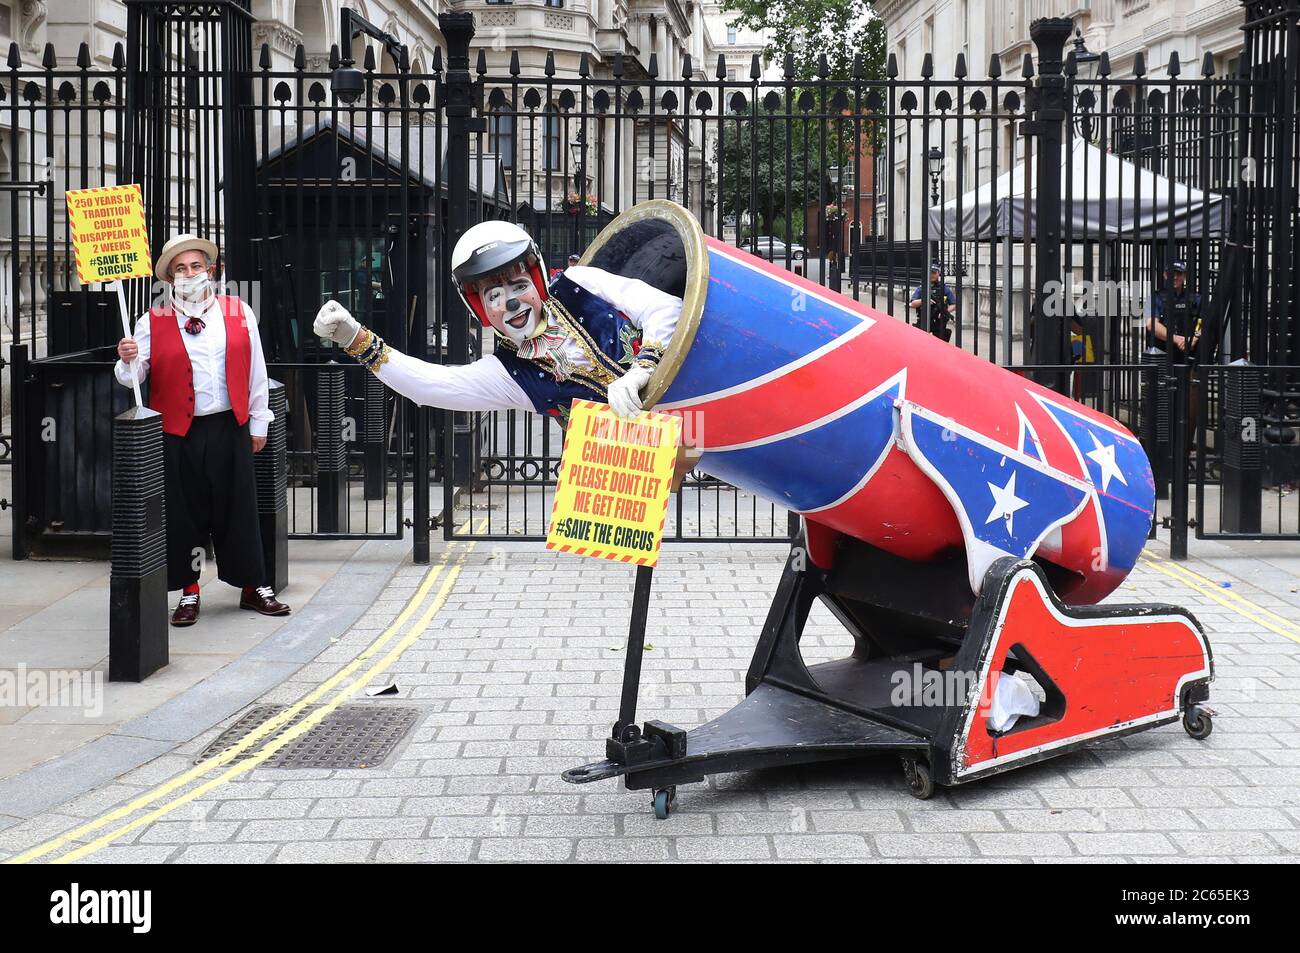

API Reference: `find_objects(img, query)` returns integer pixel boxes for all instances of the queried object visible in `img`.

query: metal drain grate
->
[196,704,420,769]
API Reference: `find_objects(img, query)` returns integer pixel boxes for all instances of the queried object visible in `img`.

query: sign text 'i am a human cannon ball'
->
[66,184,154,284]
[546,401,681,567]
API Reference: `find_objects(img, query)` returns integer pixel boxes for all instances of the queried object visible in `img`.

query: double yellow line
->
[1140,550,1300,645]
[7,523,484,864]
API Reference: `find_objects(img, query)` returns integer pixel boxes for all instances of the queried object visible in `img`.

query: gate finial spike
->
[817,53,828,79]
[782,52,795,80]
[955,52,967,78]
[294,44,305,71]
[475,49,487,75]
[580,52,590,77]
[363,46,376,71]
[1098,52,1110,77]
[329,44,340,70]
[887,53,897,79]
[259,44,272,70]
[988,54,1001,78]
[43,43,56,69]
[432,46,443,73]
[921,52,933,78]
[112,43,124,71]
[681,54,692,80]
[399,45,409,72]
[750,53,761,80]
[615,52,625,79]
[1133,52,1146,77]
[1201,51,1215,77]
[7,42,20,70]
[77,43,91,70]
[545,50,555,77]
[716,53,726,80]
[1021,53,1034,79]
[648,52,659,78]
[1064,51,1077,77]
[852,53,864,80]
[1167,51,1180,77]
[509,50,520,76]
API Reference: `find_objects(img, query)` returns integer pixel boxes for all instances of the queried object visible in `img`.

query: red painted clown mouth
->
[506,309,532,330]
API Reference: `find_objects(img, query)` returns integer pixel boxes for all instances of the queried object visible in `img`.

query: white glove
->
[607,365,653,418]
[314,300,363,348]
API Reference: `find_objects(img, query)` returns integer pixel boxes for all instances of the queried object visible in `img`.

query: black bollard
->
[362,370,387,501]
[109,406,168,682]
[256,380,289,592]
[316,361,348,533]
[1141,349,1171,501]
[1221,360,1262,534]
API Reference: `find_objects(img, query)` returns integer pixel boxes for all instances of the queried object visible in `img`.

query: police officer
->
[1149,259,1208,453]
[1150,260,1204,364]
[909,261,957,341]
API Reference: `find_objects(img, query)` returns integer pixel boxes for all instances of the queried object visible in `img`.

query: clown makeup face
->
[469,262,545,345]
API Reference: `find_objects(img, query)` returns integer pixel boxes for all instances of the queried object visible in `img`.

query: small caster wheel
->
[1183,705,1213,740]
[652,787,676,820]
[901,756,935,800]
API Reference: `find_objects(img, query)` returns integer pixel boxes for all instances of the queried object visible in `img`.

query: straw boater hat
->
[154,234,219,283]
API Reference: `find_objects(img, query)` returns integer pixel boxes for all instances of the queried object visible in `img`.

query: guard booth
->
[251,117,511,494]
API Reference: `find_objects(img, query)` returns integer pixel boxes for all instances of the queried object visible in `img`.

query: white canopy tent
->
[927,138,1229,240]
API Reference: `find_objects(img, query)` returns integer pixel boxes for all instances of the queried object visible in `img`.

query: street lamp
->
[1070,28,1102,141]
[927,147,944,270]
[927,147,944,206]
[569,132,586,256]
[332,8,406,105]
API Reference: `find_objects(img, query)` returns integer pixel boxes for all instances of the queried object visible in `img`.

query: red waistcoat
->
[147,295,251,437]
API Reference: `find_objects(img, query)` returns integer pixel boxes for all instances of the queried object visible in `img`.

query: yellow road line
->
[53,543,473,863]
[1141,553,1300,636]
[1140,552,1300,646]
[8,521,481,865]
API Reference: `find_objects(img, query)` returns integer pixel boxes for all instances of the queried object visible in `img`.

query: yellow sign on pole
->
[546,401,682,567]
[66,184,153,284]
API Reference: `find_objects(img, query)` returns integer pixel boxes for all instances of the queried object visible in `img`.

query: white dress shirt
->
[114,295,274,437]
[374,266,683,412]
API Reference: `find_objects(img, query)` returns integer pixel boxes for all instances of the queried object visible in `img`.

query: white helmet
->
[450,220,548,327]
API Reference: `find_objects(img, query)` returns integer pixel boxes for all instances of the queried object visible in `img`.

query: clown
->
[313,221,682,420]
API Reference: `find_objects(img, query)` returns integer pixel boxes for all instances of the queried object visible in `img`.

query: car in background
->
[742,236,805,261]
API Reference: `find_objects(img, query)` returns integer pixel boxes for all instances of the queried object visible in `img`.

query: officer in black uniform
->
[909,261,957,342]
[1150,260,1204,364]
[1149,259,1209,452]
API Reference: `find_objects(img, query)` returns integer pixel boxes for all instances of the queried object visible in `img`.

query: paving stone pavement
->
[1,537,1297,864]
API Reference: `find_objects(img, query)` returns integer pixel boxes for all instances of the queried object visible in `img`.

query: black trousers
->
[163,410,266,591]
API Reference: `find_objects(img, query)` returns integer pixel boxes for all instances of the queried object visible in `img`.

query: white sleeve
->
[114,311,152,387]
[374,349,534,413]
[241,301,272,438]
[564,265,682,353]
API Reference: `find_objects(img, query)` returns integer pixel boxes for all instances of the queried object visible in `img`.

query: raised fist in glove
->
[607,365,653,419]
[314,300,363,349]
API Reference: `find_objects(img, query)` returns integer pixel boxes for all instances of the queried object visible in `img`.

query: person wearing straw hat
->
[114,234,290,627]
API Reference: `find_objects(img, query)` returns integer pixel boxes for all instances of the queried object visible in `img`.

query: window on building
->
[490,108,515,169]
[0,3,12,39]
[543,106,561,172]
[544,0,563,7]
[727,24,737,45]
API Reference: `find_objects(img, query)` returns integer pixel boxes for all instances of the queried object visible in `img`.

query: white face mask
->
[172,272,212,303]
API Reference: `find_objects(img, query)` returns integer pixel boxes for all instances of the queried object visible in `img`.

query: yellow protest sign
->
[546,401,681,567]
[66,184,152,284]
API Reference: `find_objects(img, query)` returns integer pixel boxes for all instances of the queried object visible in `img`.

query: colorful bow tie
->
[183,316,206,335]
[515,323,574,381]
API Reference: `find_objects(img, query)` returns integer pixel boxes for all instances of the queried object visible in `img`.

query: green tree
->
[721,0,886,82]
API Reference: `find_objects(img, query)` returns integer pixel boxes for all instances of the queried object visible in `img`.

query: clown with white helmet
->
[313,220,682,419]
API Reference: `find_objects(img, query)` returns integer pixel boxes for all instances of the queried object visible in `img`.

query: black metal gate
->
[5,1,1299,562]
